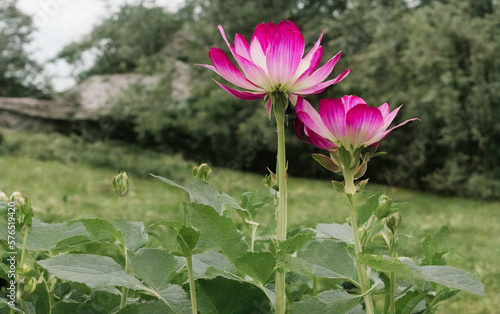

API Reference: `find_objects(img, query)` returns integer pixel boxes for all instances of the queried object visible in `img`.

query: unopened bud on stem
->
[112,172,129,197]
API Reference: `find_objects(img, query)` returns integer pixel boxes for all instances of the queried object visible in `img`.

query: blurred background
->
[1,0,499,199]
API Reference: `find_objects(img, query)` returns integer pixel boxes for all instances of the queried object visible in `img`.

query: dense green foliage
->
[55,0,500,198]
[0,0,50,97]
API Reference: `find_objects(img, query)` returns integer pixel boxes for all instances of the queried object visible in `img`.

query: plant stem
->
[389,271,396,314]
[120,246,129,309]
[186,255,198,314]
[346,194,374,314]
[273,92,288,314]
[20,225,29,268]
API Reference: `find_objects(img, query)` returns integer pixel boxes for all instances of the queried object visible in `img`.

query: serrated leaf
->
[156,284,192,314]
[358,254,412,277]
[422,226,451,265]
[120,300,176,314]
[395,290,428,314]
[52,302,94,314]
[37,254,145,290]
[177,226,199,257]
[298,240,357,280]
[78,218,124,244]
[153,175,243,214]
[195,277,270,314]
[114,218,148,252]
[291,290,361,313]
[20,219,90,251]
[419,265,484,296]
[316,223,354,244]
[191,251,239,280]
[281,229,315,254]
[186,203,248,262]
[128,248,180,292]
[240,188,274,218]
[234,252,276,286]
[358,193,381,226]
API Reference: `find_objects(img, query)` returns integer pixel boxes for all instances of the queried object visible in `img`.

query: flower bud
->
[386,212,400,234]
[0,191,8,202]
[112,172,129,197]
[23,277,37,296]
[375,195,392,219]
[9,192,25,206]
[193,163,212,181]
[312,153,340,173]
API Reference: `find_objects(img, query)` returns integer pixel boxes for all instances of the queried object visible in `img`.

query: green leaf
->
[357,192,381,226]
[120,300,177,314]
[177,226,199,257]
[298,240,357,280]
[316,223,354,244]
[281,227,315,254]
[422,226,451,265]
[195,277,271,314]
[153,175,243,214]
[114,218,148,252]
[240,188,274,218]
[128,248,181,291]
[78,218,124,244]
[156,284,192,314]
[22,219,90,251]
[191,251,239,281]
[52,302,94,314]
[358,254,412,277]
[395,290,428,314]
[234,252,276,286]
[419,265,484,296]
[186,202,248,262]
[37,254,145,290]
[291,290,362,313]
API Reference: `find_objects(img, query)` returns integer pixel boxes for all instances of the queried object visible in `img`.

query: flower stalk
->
[272,91,288,314]
[346,192,375,314]
[185,255,197,314]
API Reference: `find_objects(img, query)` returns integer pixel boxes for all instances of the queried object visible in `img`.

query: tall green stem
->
[272,92,288,314]
[186,255,197,314]
[120,246,129,309]
[389,271,396,314]
[346,194,375,314]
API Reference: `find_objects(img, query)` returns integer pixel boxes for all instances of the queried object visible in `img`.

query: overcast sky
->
[17,0,183,92]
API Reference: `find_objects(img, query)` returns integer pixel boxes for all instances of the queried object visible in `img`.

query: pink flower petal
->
[345,104,384,148]
[371,117,420,144]
[380,104,401,130]
[319,98,346,139]
[291,51,342,92]
[378,102,391,116]
[234,33,251,60]
[213,80,266,100]
[295,97,333,139]
[295,68,350,95]
[267,22,305,84]
[208,48,261,91]
[341,95,366,111]
[251,22,278,54]
[231,51,272,90]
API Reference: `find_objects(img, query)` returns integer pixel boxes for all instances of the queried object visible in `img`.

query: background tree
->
[0,0,50,98]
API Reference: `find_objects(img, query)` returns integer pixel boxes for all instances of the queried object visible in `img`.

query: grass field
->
[1,128,499,313]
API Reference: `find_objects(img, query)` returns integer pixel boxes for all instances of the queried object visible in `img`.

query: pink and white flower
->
[200,21,350,115]
[295,96,419,152]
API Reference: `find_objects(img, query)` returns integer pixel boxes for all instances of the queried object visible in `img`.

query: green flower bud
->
[23,277,37,296]
[386,212,400,234]
[0,191,8,202]
[17,264,31,276]
[375,195,392,219]
[112,172,129,197]
[193,163,212,181]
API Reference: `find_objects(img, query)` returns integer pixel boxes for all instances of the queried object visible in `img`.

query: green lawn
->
[1,129,499,313]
